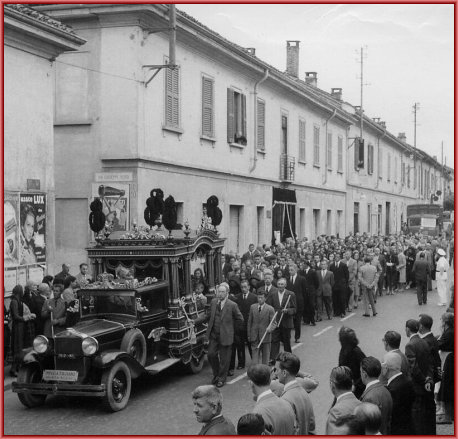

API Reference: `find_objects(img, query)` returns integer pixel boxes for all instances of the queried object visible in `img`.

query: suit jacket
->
[253,391,296,435]
[31,294,46,335]
[387,374,415,435]
[203,298,244,346]
[247,303,275,344]
[281,381,315,435]
[256,284,277,297]
[421,332,442,382]
[330,260,349,290]
[405,334,434,395]
[304,268,320,297]
[286,274,307,308]
[266,290,296,329]
[325,392,361,435]
[233,292,258,328]
[360,381,393,435]
[411,259,430,282]
[317,270,334,297]
[198,415,236,435]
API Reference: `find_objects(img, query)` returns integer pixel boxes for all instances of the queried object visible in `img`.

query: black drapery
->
[272,188,296,244]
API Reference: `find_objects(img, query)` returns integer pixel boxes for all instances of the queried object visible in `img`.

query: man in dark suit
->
[303,260,319,326]
[241,243,256,264]
[196,282,244,387]
[256,269,277,297]
[286,264,307,343]
[317,260,334,321]
[248,290,275,365]
[382,351,415,435]
[360,356,393,434]
[230,279,257,372]
[381,330,410,381]
[266,277,296,363]
[418,314,442,384]
[411,252,431,305]
[330,254,349,317]
[31,283,50,336]
[404,319,435,435]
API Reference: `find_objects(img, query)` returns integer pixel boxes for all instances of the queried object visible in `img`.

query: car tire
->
[120,329,147,366]
[188,353,206,374]
[101,361,132,412]
[17,364,47,408]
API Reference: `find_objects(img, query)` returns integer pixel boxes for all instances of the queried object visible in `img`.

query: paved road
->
[5,270,454,435]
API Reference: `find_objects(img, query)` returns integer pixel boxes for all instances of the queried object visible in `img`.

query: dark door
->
[385,202,391,235]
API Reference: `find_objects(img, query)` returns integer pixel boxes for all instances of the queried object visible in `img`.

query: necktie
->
[243,294,247,300]
[322,270,325,278]
[258,305,262,313]
[219,301,223,311]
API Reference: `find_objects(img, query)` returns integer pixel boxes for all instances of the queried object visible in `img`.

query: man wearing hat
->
[435,248,449,306]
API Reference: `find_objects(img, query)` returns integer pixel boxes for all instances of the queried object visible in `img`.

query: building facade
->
[4,4,85,294]
[34,4,450,270]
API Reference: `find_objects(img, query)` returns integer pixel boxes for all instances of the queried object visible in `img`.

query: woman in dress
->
[338,326,367,399]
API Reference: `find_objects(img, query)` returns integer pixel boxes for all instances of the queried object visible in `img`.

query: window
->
[368,144,374,175]
[387,154,391,181]
[164,63,180,129]
[327,133,332,170]
[201,76,214,138]
[378,148,383,179]
[298,119,306,162]
[394,156,398,182]
[257,99,265,151]
[281,115,288,154]
[407,165,411,188]
[337,136,343,172]
[227,88,247,145]
[355,138,364,169]
[354,202,360,234]
[402,162,406,185]
[313,126,320,165]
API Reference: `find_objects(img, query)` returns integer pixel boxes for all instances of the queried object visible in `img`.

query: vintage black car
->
[12,278,207,411]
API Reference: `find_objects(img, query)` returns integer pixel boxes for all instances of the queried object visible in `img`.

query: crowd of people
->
[5,263,92,376]
[190,230,454,434]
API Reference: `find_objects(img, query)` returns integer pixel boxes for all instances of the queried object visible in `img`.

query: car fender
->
[93,350,145,379]
[22,348,40,364]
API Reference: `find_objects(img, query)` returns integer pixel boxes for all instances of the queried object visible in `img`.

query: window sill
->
[200,135,216,143]
[257,149,266,155]
[313,164,320,169]
[229,142,245,149]
[327,168,333,172]
[54,119,93,126]
[298,160,306,165]
[162,125,184,135]
[337,170,344,174]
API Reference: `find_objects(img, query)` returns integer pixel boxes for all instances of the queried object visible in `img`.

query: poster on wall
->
[92,183,129,232]
[17,266,27,287]
[4,268,17,294]
[19,193,46,265]
[28,265,45,284]
[4,192,20,266]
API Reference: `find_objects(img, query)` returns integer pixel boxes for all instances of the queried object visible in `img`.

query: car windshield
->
[79,290,136,317]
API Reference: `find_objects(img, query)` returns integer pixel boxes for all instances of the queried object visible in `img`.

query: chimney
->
[246,47,256,56]
[397,132,406,142]
[286,40,300,77]
[331,88,342,101]
[379,121,386,129]
[372,117,380,123]
[305,72,317,87]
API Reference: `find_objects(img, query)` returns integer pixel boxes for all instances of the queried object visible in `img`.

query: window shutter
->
[354,139,359,170]
[299,119,306,161]
[338,136,343,171]
[241,93,247,138]
[327,133,332,169]
[227,88,235,143]
[257,99,265,150]
[202,77,214,137]
[165,66,180,128]
[313,126,320,165]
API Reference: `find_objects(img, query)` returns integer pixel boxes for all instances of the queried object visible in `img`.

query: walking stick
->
[256,294,291,350]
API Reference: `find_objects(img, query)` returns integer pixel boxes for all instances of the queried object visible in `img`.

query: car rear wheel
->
[17,364,47,408]
[120,329,147,366]
[102,361,131,412]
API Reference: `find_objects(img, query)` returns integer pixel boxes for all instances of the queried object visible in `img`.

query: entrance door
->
[229,205,242,254]
[272,203,296,243]
[354,202,360,234]
[385,202,391,235]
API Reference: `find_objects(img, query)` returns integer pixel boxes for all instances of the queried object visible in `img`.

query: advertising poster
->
[28,265,45,284]
[4,268,17,294]
[19,193,46,265]
[17,266,27,286]
[92,183,129,232]
[4,192,19,266]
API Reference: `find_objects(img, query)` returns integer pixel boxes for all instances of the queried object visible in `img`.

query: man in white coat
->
[435,248,449,306]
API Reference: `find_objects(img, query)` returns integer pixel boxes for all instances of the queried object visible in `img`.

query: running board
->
[145,358,181,374]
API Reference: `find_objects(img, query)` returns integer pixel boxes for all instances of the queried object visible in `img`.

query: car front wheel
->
[101,361,132,412]
[17,364,47,408]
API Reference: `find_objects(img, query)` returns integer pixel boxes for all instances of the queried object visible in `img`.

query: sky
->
[178,3,454,168]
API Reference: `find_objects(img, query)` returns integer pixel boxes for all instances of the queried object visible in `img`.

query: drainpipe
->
[375,129,386,189]
[250,69,269,173]
[324,109,337,184]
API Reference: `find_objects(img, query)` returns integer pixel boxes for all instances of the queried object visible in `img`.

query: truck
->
[406,204,443,236]
[12,224,225,411]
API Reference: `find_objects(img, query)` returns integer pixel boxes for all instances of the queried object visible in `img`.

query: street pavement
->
[4,270,454,435]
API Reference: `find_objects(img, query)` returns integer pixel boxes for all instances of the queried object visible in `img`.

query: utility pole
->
[412,102,420,195]
[356,47,368,139]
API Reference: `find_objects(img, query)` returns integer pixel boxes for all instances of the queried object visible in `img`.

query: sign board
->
[92,183,130,232]
[95,172,133,183]
[27,179,41,190]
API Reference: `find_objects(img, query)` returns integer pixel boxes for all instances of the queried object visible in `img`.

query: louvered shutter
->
[202,77,214,137]
[299,119,306,161]
[227,88,235,143]
[257,99,265,150]
[354,139,359,170]
[327,133,332,169]
[165,66,180,128]
[337,136,343,171]
[241,93,247,138]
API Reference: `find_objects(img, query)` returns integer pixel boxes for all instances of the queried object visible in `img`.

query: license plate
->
[43,370,78,382]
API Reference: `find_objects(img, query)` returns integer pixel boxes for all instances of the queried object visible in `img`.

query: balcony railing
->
[280,154,295,183]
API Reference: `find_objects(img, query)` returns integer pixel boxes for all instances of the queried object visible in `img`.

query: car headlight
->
[33,335,49,354]
[81,337,98,356]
